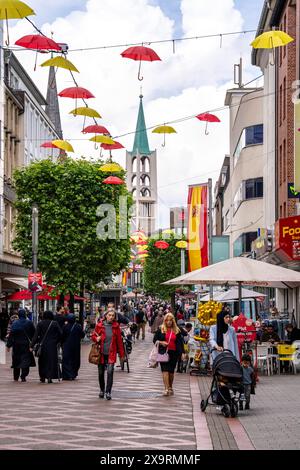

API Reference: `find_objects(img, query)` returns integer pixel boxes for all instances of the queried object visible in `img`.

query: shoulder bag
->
[88,333,102,365]
[33,321,53,358]
[157,332,172,363]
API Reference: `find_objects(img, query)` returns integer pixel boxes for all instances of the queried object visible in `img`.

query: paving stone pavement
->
[0,332,197,450]
[1,330,300,450]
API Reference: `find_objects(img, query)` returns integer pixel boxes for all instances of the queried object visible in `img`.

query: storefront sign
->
[28,272,43,292]
[288,183,300,199]
[275,216,300,260]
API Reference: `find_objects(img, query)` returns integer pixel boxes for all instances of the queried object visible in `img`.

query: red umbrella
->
[15,34,61,51]
[103,176,125,185]
[101,141,124,150]
[58,87,95,99]
[41,141,59,149]
[82,125,109,134]
[196,113,221,135]
[121,45,161,81]
[154,240,169,250]
[137,240,148,246]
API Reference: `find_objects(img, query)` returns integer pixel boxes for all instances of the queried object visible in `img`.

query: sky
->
[9,0,265,228]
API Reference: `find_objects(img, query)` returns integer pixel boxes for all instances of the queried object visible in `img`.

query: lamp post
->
[32,203,39,326]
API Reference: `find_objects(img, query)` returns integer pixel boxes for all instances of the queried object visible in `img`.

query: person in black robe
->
[6,309,36,382]
[31,310,62,383]
[61,314,85,380]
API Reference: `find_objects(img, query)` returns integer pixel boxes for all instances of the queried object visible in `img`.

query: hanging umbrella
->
[196,113,221,135]
[152,125,176,147]
[15,34,61,51]
[121,45,161,81]
[82,125,109,134]
[52,140,74,153]
[0,0,35,45]
[90,135,115,145]
[99,163,123,172]
[41,141,59,149]
[176,240,187,249]
[58,87,95,99]
[162,229,174,235]
[136,240,148,246]
[70,107,101,118]
[101,141,124,150]
[251,30,294,66]
[137,244,148,250]
[41,56,79,73]
[103,176,125,185]
[154,240,169,249]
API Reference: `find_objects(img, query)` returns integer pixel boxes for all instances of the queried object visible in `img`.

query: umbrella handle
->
[34,50,38,71]
[270,38,275,67]
[205,121,209,135]
[138,60,143,81]
[5,12,9,46]
[162,133,166,147]
[94,142,99,151]
[100,149,103,158]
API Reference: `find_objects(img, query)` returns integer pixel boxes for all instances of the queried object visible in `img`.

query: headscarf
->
[11,309,28,332]
[43,310,54,320]
[216,308,230,347]
[66,314,76,324]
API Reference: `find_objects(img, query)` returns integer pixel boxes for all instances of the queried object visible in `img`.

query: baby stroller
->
[200,350,243,418]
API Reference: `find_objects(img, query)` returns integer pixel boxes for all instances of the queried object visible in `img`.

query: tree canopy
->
[143,235,185,300]
[13,158,132,294]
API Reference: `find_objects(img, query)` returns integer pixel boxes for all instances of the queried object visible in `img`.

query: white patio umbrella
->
[163,257,300,311]
[199,286,267,302]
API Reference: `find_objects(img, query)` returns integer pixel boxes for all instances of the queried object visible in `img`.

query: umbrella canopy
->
[152,125,177,147]
[82,125,109,134]
[164,257,300,289]
[90,135,115,145]
[15,34,61,51]
[0,0,35,19]
[52,140,74,153]
[121,45,161,81]
[101,141,124,150]
[40,56,79,72]
[199,287,267,302]
[176,240,188,249]
[41,141,58,149]
[58,87,95,99]
[70,107,101,118]
[99,163,123,172]
[154,240,169,249]
[196,112,221,135]
[251,30,294,49]
[103,176,125,185]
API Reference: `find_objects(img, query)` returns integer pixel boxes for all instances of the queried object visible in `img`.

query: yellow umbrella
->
[152,125,177,147]
[176,240,188,249]
[40,56,79,73]
[52,140,74,153]
[136,244,148,250]
[99,163,123,172]
[0,0,35,45]
[251,30,294,65]
[90,135,115,145]
[70,107,101,118]
[163,229,174,235]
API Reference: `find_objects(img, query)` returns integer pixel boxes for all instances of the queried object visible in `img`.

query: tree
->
[13,158,132,295]
[143,235,184,300]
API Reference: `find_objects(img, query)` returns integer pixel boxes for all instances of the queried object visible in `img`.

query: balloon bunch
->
[197,300,222,326]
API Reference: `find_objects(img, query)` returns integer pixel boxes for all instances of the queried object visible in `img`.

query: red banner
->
[187,184,208,272]
[275,216,300,261]
[28,272,43,292]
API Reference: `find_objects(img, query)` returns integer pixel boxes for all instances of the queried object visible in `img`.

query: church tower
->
[126,95,157,236]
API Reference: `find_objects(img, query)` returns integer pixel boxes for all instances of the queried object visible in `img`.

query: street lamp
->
[32,203,39,326]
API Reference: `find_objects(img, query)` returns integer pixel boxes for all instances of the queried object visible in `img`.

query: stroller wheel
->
[200,399,207,412]
[221,404,230,418]
[230,402,238,418]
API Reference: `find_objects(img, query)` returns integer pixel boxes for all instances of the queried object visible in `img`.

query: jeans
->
[243,384,251,405]
[98,355,114,394]
[14,367,29,381]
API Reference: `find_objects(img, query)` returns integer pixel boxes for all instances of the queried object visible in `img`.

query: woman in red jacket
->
[91,309,125,400]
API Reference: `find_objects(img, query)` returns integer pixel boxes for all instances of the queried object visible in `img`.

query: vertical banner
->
[295,101,300,191]
[187,184,208,272]
[122,271,127,287]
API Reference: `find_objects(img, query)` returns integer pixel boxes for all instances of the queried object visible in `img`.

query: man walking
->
[135,305,146,340]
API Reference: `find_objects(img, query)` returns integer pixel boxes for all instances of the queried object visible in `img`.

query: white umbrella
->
[199,287,267,302]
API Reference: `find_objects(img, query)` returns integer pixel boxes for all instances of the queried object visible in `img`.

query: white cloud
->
[9,0,260,227]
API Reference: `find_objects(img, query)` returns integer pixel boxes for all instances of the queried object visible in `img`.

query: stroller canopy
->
[213,350,243,379]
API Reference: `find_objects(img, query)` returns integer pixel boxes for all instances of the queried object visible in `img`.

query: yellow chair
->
[277,344,297,374]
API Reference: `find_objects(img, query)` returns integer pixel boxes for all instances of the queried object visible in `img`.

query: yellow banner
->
[187,184,208,272]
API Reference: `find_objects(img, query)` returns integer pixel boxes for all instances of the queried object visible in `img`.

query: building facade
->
[222,87,265,258]
[126,95,157,237]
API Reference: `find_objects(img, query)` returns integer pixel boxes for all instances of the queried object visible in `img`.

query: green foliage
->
[13,158,132,294]
[143,235,184,300]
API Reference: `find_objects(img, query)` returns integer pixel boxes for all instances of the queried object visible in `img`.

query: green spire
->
[132,95,151,155]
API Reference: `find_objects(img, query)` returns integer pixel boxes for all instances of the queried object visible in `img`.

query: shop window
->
[233,124,263,167]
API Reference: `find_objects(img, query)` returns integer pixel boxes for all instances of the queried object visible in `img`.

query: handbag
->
[88,342,101,365]
[33,321,53,358]
[156,332,173,363]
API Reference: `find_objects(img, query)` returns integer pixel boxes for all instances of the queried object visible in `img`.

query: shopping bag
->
[148,342,158,368]
[88,343,101,365]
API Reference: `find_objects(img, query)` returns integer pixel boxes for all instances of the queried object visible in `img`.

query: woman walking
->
[61,314,85,380]
[209,307,240,361]
[31,311,62,383]
[91,309,125,400]
[153,313,184,396]
[6,309,36,382]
